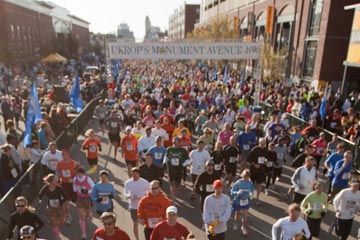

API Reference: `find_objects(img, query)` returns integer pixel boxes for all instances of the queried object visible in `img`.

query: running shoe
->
[241,226,248,235]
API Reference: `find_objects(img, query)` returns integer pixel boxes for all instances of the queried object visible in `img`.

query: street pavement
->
[31,118,360,240]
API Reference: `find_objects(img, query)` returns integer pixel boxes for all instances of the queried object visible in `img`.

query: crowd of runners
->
[3,60,360,240]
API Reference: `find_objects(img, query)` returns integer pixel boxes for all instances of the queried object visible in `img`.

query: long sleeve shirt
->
[333,188,360,220]
[91,182,116,213]
[8,210,44,239]
[291,166,317,195]
[203,193,231,235]
[300,191,328,219]
[272,216,311,240]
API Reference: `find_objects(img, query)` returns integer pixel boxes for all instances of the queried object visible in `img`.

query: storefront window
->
[303,41,318,77]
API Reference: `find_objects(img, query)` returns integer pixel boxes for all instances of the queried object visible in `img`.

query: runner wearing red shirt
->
[92,212,130,240]
[121,126,139,177]
[150,206,192,240]
[82,129,102,169]
[311,132,327,170]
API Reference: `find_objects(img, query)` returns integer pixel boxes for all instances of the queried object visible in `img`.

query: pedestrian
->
[92,212,130,240]
[223,136,240,188]
[73,166,94,240]
[300,182,327,240]
[291,156,317,204]
[330,177,360,240]
[40,142,62,176]
[124,167,150,240]
[203,180,232,240]
[139,152,162,183]
[121,126,139,177]
[138,127,156,161]
[8,196,44,240]
[104,110,122,160]
[164,137,190,203]
[272,203,311,240]
[230,169,254,234]
[19,225,47,240]
[82,128,102,173]
[210,141,225,176]
[137,180,172,240]
[324,143,344,196]
[39,174,67,240]
[91,170,116,215]
[0,143,20,195]
[93,99,109,136]
[150,206,193,240]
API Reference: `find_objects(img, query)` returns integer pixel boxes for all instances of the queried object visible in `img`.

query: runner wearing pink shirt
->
[217,123,233,146]
[311,132,327,170]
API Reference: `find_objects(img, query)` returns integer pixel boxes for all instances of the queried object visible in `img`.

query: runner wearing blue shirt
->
[331,151,352,201]
[324,144,344,194]
[236,125,257,153]
[230,170,254,235]
[91,170,116,215]
[148,137,167,168]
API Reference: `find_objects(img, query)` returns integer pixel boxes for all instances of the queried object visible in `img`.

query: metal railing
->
[0,90,105,236]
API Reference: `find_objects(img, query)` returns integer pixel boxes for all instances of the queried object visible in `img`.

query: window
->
[214,0,218,6]
[10,25,15,39]
[303,41,318,77]
[308,0,323,36]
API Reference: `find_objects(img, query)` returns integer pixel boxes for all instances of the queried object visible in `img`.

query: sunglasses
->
[103,221,114,226]
[16,205,26,208]
[150,187,159,190]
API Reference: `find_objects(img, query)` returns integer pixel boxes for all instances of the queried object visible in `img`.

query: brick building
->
[168,4,200,40]
[198,0,360,89]
[0,0,90,65]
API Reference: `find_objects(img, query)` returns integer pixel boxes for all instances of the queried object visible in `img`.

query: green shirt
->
[165,147,188,176]
[300,191,328,219]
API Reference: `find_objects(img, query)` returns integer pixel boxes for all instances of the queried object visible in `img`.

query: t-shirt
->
[57,160,77,183]
[223,145,239,167]
[189,149,211,175]
[150,221,189,240]
[92,227,130,240]
[249,146,269,173]
[165,147,189,176]
[271,216,311,240]
[148,146,167,167]
[82,138,101,159]
[41,150,63,171]
[124,178,149,209]
[324,152,343,177]
[121,135,139,161]
[332,160,352,188]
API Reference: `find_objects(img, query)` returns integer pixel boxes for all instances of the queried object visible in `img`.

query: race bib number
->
[195,165,203,171]
[239,199,249,206]
[345,200,357,210]
[206,184,214,192]
[62,169,71,178]
[214,164,222,171]
[342,172,351,180]
[101,196,109,205]
[110,122,117,128]
[96,237,104,240]
[317,148,323,155]
[49,199,60,208]
[229,157,237,163]
[309,136,314,142]
[99,113,105,119]
[265,161,273,167]
[312,202,322,211]
[243,144,250,151]
[258,157,265,164]
[154,152,163,159]
[126,143,133,151]
[89,145,97,153]
[277,153,284,160]
[148,218,159,228]
[10,168,18,178]
[171,158,179,166]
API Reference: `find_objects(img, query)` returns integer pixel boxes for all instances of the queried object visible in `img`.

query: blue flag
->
[320,96,327,120]
[23,83,43,147]
[70,73,84,113]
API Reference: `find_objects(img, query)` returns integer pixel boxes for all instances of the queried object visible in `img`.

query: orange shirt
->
[82,138,101,159]
[137,191,171,228]
[121,134,138,161]
[172,127,191,138]
[57,159,77,183]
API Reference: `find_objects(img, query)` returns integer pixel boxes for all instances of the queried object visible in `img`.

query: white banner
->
[107,41,261,60]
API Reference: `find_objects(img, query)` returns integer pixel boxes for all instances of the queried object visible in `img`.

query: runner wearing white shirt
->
[331,178,360,240]
[189,140,211,200]
[41,142,62,175]
[138,127,156,161]
[151,120,169,140]
[124,167,150,240]
[291,156,317,204]
[272,203,311,240]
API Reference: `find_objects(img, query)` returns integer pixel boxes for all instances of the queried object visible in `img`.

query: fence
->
[253,99,360,169]
[0,90,105,236]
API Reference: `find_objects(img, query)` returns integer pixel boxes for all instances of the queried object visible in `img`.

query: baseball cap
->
[166,206,178,214]
[125,126,132,131]
[131,167,140,173]
[20,225,35,235]
[213,179,223,189]
[99,170,109,177]
[206,160,215,166]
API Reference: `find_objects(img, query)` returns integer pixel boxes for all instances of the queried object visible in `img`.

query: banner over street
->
[107,41,261,60]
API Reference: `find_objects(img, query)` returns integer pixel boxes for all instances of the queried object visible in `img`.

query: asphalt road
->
[31,118,360,240]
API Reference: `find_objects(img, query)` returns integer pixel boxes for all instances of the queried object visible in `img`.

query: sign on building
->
[346,7,360,65]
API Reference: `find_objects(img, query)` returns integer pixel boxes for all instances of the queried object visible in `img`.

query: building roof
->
[69,15,90,24]
[36,1,54,9]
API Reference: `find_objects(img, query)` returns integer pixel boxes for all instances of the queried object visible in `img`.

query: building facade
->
[169,4,200,40]
[198,0,360,88]
[117,23,135,42]
[0,0,90,64]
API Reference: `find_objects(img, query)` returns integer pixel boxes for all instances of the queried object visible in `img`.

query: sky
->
[50,0,201,39]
